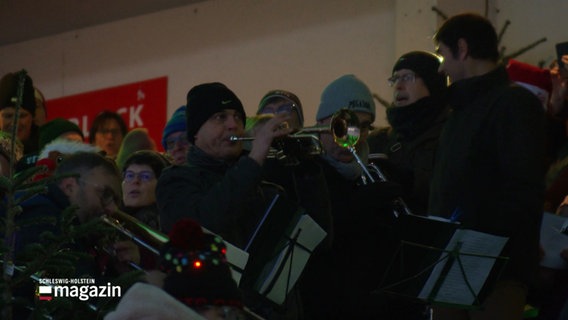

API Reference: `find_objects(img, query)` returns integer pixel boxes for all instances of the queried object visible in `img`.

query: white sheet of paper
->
[540,212,568,269]
[418,229,508,306]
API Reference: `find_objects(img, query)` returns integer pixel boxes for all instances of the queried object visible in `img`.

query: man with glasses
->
[162,105,190,165]
[11,151,140,275]
[368,51,449,217]
[368,51,449,319]
[257,89,305,130]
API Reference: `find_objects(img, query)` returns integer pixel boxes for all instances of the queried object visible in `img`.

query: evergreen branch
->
[11,166,49,191]
[0,176,12,194]
[13,186,48,206]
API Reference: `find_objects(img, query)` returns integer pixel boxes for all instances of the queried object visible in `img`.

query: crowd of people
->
[0,12,568,320]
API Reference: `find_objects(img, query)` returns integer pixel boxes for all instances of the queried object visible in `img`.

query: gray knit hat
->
[316,74,375,122]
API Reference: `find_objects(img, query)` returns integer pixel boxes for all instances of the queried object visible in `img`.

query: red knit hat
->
[507,59,552,107]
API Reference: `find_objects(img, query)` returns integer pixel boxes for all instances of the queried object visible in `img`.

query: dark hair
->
[122,150,170,178]
[434,13,499,62]
[56,151,120,180]
[88,111,128,144]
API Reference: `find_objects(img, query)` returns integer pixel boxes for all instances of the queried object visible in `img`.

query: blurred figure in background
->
[89,110,128,159]
[162,105,189,165]
[116,128,159,171]
[0,71,40,156]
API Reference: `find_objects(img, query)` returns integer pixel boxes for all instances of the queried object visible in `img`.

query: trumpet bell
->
[330,109,361,148]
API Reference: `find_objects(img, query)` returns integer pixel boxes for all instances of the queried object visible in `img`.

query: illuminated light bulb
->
[221,248,227,255]
[194,260,202,268]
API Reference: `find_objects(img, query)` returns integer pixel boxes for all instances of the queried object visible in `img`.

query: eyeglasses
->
[165,133,189,150]
[259,102,298,115]
[79,179,120,206]
[387,73,417,87]
[123,170,155,183]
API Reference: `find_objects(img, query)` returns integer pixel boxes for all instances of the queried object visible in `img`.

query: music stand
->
[241,191,327,309]
[376,214,509,309]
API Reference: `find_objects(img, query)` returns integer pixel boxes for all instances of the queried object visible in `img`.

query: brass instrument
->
[229,108,362,166]
[101,210,168,256]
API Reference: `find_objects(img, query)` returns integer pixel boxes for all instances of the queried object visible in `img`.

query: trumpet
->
[229,109,364,165]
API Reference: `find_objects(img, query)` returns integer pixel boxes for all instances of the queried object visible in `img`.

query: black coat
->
[368,96,449,215]
[429,66,545,286]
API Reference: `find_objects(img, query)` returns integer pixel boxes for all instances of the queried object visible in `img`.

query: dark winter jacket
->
[316,156,402,319]
[429,66,545,286]
[156,146,304,319]
[368,96,449,215]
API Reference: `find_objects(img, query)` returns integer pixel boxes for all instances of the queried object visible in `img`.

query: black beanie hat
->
[392,51,447,99]
[0,71,36,116]
[186,82,246,144]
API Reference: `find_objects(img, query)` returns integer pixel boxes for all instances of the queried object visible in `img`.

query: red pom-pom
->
[168,218,205,251]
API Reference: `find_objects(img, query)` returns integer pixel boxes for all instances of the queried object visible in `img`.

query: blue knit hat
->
[316,74,375,122]
[162,105,187,149]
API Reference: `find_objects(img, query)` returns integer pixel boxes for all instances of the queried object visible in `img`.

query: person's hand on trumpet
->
[112,240,141,274]
[248,112,293,165]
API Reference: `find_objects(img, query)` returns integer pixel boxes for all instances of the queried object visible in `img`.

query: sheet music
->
[418,229,508,306]
[256,214,326,305]
[540,212,568,269]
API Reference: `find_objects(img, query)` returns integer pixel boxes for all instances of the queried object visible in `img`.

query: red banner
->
[47,76,168,151]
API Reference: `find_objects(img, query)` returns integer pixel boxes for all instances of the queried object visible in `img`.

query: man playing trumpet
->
[156,82,301,318]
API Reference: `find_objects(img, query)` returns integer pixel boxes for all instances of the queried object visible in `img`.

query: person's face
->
[95,119,124,157]
[165,131,190,165]
[66,167,121,223]
[436,42,465,83]
[390,69,430,107]
[0,107,33,142]
[259,101,301,129]
[122,164,157,208]
[194,109,244,161]
[320,111,373,163]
